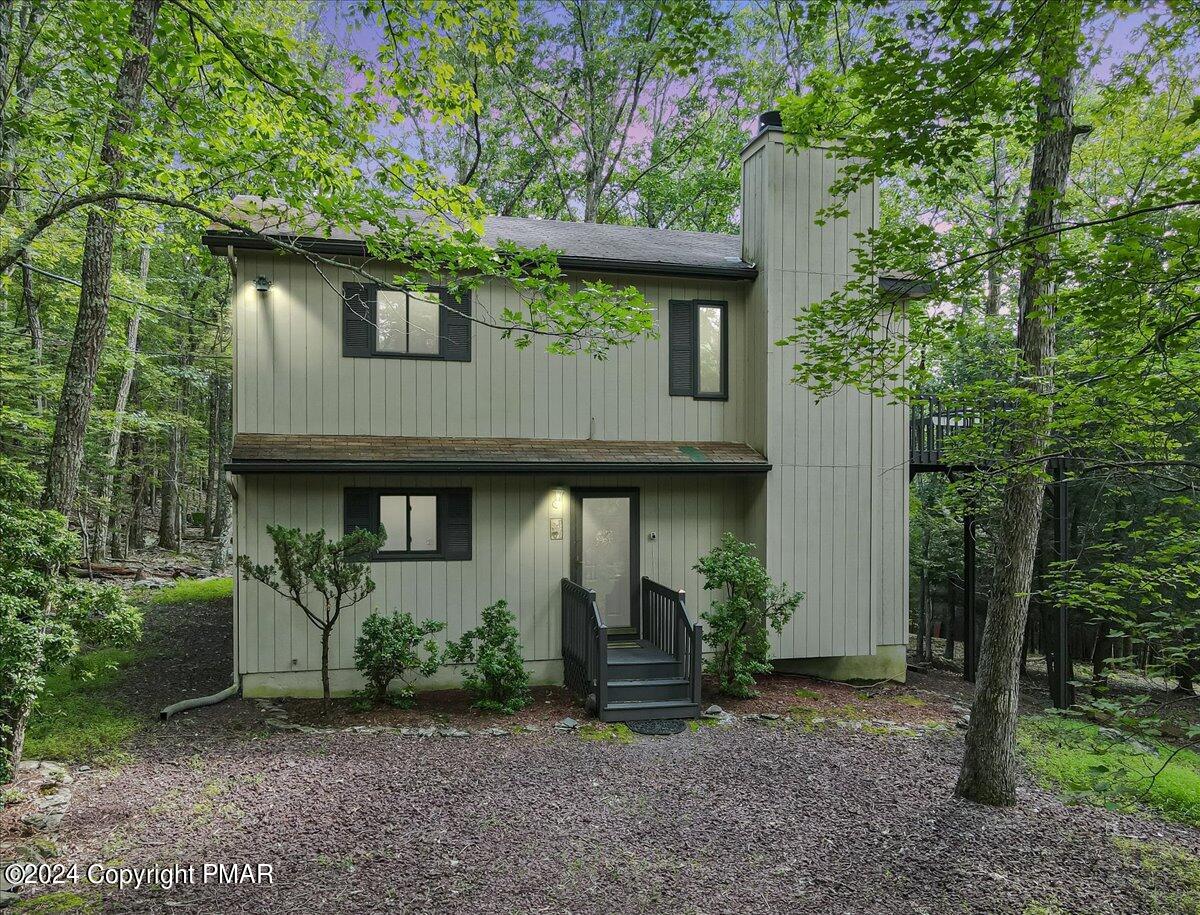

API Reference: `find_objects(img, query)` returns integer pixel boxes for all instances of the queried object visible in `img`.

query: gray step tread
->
[607,645,675,664]
[603,699,698,711]
[609,672,686,682]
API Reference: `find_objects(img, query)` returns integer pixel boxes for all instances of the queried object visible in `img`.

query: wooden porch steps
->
[599,640,700,722]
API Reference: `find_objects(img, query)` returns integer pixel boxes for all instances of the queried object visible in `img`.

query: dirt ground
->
[8,595,1200,914]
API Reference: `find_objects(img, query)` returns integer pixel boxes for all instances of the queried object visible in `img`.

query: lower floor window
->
[344,487,472,561]
[379,494,439,553]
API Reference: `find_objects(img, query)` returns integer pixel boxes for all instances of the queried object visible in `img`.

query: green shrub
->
[353,612,445,707]
[694,533,803,698]
[0,457,144,781]
[446,599,530,714]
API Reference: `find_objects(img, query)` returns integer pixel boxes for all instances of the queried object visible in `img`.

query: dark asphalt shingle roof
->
[228,434,770,473]
[203,196,755,279]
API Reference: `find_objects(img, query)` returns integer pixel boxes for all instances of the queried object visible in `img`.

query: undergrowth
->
[1020,715,1200,826]
[146,576,232,605]
[23,648,141,765]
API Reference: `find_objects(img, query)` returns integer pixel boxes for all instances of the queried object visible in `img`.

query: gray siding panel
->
[234,261,750,443]
[236,473,752,676]
[741,136,906,661]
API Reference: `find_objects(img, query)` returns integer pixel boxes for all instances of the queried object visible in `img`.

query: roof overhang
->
[201,231,759,281]
[227,434,771,475]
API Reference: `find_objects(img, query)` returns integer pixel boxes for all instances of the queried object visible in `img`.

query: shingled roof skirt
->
[227,434,771,474]
[200,231,759,281]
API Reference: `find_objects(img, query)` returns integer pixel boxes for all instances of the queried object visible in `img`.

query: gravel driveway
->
[22,597,1200,914]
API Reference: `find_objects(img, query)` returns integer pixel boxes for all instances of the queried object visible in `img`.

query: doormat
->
[626,718,687,736]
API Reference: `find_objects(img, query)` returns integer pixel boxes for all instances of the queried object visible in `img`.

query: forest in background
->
[1,0,1198,806]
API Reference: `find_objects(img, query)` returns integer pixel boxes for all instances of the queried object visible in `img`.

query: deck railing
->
[910,395,973,467]
[641,577,703,707]
[561,578,607,711]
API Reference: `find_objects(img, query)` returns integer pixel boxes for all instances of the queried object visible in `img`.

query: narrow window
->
[696,304,724,396]
[669,299,728,400]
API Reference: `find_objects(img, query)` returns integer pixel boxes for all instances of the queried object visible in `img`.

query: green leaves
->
[353,611,446,706]
[445,598,529,714]
[694,533,803,698]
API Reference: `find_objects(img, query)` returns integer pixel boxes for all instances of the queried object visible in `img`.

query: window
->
[668,299,728,400]
[378,494,439,553]
[345,488,472,561]
[376,290,441,356]
[342,283,471,361]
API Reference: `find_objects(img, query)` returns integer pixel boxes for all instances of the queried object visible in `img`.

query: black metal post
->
[963,511,977,682]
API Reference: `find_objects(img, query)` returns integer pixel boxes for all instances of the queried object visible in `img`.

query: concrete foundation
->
[773,644,907,684]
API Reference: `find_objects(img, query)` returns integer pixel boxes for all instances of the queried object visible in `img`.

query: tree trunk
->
[985,138,1006,317]
[42,0,162,515]
[126,428,147,552]
[109,422,134,558]
[321,626,332,707]
[0,692,36,782]
[92,246,147,560]
[159,422,182,550]
[956,20,1083,806]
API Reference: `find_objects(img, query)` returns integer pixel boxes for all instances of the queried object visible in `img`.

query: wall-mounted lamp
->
[253,275,272,294]
[551,488,566,512]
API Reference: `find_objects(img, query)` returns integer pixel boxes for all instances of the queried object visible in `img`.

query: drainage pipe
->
[160,678,239,721]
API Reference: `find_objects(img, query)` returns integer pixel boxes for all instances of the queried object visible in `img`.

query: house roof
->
[201,196,757,280]
[228,434,770,474]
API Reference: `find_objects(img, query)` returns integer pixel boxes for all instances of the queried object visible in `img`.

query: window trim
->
[345,487,472,563]
[692,300,729,401]
[369,287,448,361]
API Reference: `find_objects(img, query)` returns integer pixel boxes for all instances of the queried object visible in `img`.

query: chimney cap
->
[757,110,783,134]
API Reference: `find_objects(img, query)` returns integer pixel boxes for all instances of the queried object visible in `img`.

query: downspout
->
[162,251,242,722]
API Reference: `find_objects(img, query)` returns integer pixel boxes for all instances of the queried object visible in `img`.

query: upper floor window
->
[377,290,441,356]
[342,283,472,362]
[669,299,728,400]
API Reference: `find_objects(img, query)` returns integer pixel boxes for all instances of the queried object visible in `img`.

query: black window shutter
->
[344,488,377,536]
[439,290,472,362]
[440,490,472,560]
[668,299,696,396]
[342,283,374,357]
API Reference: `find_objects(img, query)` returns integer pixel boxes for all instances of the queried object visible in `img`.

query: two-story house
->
[202,115,910,721]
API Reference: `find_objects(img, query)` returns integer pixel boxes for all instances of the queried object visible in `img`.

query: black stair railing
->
[910,394,973,467]
[641,577,703,707]
[561,578,607,711]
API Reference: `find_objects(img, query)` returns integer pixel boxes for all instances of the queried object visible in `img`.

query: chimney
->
[757,109,783,135]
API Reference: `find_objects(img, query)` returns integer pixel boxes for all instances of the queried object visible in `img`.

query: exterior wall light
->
[253,275,272,294]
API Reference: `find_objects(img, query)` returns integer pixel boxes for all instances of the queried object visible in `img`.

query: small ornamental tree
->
[353,612,446,707]
[0,459,143,782]
[446,599,530,713]
[237,525,384,707]
[694,533,803,698]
